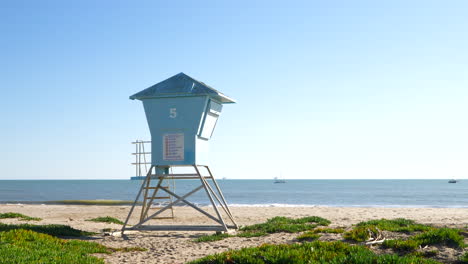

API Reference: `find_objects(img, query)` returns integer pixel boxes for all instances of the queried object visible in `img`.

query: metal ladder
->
[132,140,175,221]
[139,174,175,221]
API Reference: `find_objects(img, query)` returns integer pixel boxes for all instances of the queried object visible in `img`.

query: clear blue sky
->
[1,1,467,179]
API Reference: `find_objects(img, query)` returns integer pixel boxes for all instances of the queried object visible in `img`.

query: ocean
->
[0,179,466,208]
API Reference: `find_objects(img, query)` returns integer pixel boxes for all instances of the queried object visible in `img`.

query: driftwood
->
[365,227,386,245]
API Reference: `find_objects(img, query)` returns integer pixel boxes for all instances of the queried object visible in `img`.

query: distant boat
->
[448,179,458,183]
[274,177,286,184]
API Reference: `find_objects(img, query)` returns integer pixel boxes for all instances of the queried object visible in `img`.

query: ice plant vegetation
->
[192,217,467,263]
[0,212,42,221]
[194,216,331,242]
[188,241,442,264]
[86,216,124,225]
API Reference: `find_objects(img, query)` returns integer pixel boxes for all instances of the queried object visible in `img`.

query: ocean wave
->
[225,203,468,208]
[228,203,318,207]
[1,202,468,208]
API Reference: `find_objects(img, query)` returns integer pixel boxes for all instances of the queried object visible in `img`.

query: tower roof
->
[129,72,235,103]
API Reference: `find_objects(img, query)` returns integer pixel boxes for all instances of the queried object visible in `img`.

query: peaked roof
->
[129,72,236,103]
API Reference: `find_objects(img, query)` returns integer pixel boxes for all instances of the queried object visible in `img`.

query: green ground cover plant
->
[344,225,379,242]
[194,233,232,242]
[0,223,94,237]
[188,241,442,264]
[356,218,433,232]
[344,218,434,242]
[0,229,109,264]
[410,250,439,258]
[460,251,468,263]
[311,227,345,234]
[0,212,41,221]
[194,216,331,242]
[239,216,330,234]
[86,216,124,225]
[193,217,465,263]
[296,232,320,241]
[383,228,466,251]
[0,225,146,263]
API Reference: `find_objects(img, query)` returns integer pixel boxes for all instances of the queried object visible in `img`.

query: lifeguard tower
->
[122,73,238,232]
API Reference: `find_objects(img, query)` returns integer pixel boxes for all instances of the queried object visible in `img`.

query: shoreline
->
[1,200,468,208]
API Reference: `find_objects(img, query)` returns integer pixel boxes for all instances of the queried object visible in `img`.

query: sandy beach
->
[0,204,467,263]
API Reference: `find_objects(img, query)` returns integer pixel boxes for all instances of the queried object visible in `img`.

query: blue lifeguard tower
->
[123,73,238,232]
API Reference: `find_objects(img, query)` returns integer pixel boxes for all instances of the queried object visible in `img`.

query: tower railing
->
[131,140,151,180]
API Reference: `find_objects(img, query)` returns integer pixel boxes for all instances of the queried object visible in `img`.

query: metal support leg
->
[205,166,238,228]
[124,164,237,232]
[194,165,228,231]
[122,166,154,233]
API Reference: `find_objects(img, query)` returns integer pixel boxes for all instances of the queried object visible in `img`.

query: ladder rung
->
[153,174,199,177]
[131,162,152,165]
[145,197,170,199]
[131,141,151,144]
[131,152,151,155]
[161,176,210,180]
[143,186,169,190]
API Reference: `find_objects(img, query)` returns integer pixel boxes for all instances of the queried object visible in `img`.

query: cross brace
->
[122,165,238,233]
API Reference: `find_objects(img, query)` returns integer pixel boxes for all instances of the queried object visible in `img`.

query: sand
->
[0,204,467,263]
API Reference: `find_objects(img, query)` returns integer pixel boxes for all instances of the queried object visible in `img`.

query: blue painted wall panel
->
[142,96,211,165]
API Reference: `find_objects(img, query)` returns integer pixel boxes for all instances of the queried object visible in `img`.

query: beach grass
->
[188,241,442,264]
[239,216,330,234]
[86,216,124,225]
[194,233,232,242]
[410,250,439,258]
[0,228,146,263]
[193,217,466,263]
[194,216,331,242]
[344,218,434,242]
[460,251,468,262]
[344,219,465,251]
[383,228,466,251]
[310,227,345,234]
[296,232,321,241]
[356,218,433,232]
[344,225,380,242]
[0,212,42,221]
[0,223,95,237]
[0,222,147,263]
[0,229,109,263]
